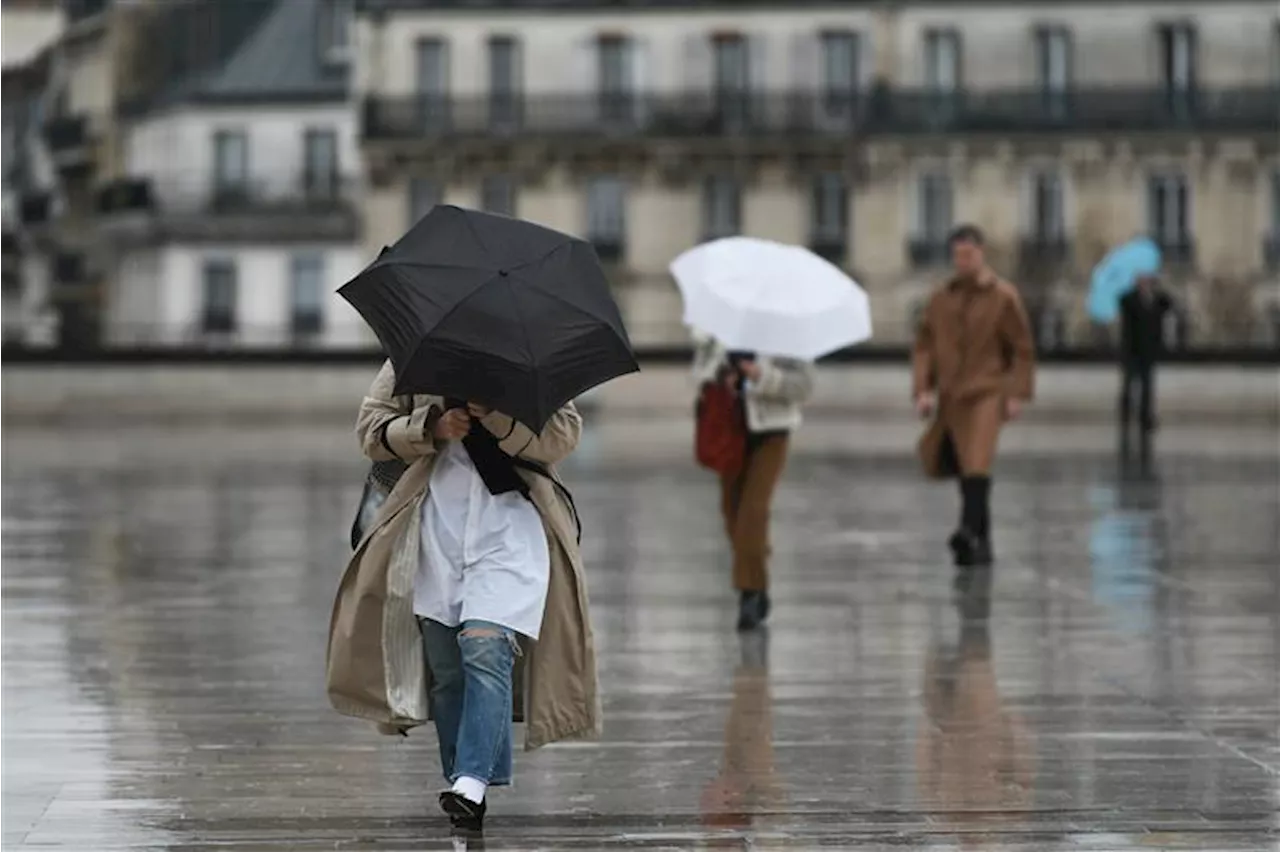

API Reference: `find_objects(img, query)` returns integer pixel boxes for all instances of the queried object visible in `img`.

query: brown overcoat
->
[326,361,601,750]
[912,269,1036,478]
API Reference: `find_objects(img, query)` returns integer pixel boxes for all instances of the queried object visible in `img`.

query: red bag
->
[695,382,746,474]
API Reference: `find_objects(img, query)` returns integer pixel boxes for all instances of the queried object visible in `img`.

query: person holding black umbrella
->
[328,208,637,835]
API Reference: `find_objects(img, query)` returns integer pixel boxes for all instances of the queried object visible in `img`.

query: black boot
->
[948,528,976,567]
[737,590,767,631]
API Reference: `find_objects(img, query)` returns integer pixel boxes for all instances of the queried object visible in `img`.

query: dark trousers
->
[942,432,991,541]
[1119,360,1156,432]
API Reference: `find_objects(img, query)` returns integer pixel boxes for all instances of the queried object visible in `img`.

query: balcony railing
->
[96,177,358,243]
[908,238,950,268]
[97,178,154,215]
[1155,238,1196,266]
[1019,237,1071,265]
[44,115,92,154]
[364,86,1280,141]
[19,192,52,226]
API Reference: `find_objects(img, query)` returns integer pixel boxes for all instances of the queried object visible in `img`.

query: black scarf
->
[444,399,529,498]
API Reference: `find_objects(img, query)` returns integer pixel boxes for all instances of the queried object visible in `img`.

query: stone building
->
[3,0,368,349]
[355,0,1280,346]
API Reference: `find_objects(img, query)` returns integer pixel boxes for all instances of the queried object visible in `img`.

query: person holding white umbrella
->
[673,237,873,630]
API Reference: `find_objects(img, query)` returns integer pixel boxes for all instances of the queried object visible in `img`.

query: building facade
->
[1,0,66,346]
[355,0,1280,346]
[96,0,367,348]
[3,0,369,350]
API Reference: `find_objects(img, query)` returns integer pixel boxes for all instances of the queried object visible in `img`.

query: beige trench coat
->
[326,361,601,750]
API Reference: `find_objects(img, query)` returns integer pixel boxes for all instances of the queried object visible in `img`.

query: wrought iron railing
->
[364,86,1280,140]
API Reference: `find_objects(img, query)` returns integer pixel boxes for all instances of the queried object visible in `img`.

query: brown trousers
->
[718,434,789,592]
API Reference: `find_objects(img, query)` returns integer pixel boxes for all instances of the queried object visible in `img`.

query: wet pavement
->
[3,418,1278,850]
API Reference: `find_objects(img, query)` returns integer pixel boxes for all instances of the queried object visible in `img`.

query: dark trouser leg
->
[1119,363,1136,429]
[960,476,991,539]
[1137,363,1155,432]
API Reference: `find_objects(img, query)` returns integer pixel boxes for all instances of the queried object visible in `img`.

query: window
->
[1147,172,1191,258]
[810,172,848,262]
[318,0,352,63]
[290,254,325,336]
[586,176,626,260]
[1158,22,1196,115]
[598,35,634,123]
[713,34,750,127]
[303,129,338,198]
[917,173,953,241]
[703,175,741,241]
[488,36,522,130]
[1035,27,1071,93]
[201,259,237,334]
[1027,169,1065,242]
[481,174,516,217]
[820,31,860,98]
[408,177,439,226]
[416,38,451,129]
[912,172,952,265]
[212,130,248,202]
[1034,26,1072,120]
[923,29,961,93]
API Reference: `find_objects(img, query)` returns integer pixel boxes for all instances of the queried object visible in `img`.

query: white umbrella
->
[670,236,872,361]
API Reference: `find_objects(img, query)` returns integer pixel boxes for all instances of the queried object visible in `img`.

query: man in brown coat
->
[912,224,1036,567]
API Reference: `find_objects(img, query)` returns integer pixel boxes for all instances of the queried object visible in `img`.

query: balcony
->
[1,231,19,296]
[19,192,53,228]
[97,177,358,244]
[1155,238,1196,267]
[1018,237,1071,265]
[363,86,1280,143]
[44,114,96,170]
[97,178,154,215]
[908,238,950,268]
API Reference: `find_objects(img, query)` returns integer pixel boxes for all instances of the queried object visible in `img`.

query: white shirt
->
[414,441,551,639]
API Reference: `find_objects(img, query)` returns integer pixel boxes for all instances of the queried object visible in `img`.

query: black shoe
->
[736,590,767,631]
[439,790,486,833]
[969,536,993,567]
[948,529,976,567]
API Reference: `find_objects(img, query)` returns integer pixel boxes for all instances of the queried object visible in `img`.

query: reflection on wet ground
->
[2,420,1278,850]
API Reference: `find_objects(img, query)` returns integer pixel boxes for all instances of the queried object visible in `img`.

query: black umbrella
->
[339,205,638,431]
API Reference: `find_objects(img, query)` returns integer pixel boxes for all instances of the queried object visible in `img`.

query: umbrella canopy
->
[670,237,872,361]
[339,205,638,431]
[1088,237,1162,323]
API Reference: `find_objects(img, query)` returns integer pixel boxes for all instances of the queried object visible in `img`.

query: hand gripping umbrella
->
[340,205,638,431]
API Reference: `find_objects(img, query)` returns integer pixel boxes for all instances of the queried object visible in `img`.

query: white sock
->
[451,775,487,804]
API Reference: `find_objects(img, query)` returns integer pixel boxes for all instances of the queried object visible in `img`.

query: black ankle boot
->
[737,590,767,631]
[948,528,976,567]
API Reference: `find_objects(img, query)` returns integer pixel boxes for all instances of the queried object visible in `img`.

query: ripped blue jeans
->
[418,618,519,786]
